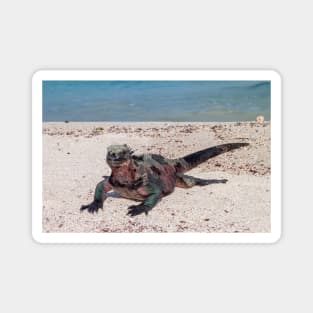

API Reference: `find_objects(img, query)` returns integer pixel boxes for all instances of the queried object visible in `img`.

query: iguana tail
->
[174,143,249,173]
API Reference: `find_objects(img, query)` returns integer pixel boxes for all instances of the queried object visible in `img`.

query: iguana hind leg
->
[175,173,227,188]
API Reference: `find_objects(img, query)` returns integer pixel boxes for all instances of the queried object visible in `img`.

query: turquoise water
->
[42,81,270,122]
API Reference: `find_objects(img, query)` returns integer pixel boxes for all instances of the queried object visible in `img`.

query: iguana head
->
[106,144,133,167]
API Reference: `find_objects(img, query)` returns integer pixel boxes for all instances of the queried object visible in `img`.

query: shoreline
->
[43,121,270,233]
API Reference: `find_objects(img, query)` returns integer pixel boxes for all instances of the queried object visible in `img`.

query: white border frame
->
[32,70,281,243]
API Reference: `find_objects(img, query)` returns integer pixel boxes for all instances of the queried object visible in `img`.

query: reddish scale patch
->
[159,164,176,195]
[103,181,112,192]
[111,164,136,182]
[137,186,149,196]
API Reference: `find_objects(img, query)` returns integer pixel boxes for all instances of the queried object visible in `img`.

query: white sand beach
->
[42,121,270,233]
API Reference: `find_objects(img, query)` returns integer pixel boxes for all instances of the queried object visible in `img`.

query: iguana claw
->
[127,204,150,217]
[80,199,103,214]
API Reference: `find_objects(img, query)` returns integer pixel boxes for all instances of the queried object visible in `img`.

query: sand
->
[42,121,270,233]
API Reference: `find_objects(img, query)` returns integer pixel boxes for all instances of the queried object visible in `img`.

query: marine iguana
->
[80,143,249,216]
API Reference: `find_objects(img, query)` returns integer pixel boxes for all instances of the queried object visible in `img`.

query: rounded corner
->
[32,70,45,84]
[268,69,282,84]
[31,230,45,244]
[269,230,282,244]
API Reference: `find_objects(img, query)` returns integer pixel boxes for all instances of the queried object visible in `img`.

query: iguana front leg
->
[80,178,112,214]
[127,184,161,217]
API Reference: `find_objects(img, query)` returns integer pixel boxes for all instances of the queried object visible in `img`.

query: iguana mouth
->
[107,158,130,167]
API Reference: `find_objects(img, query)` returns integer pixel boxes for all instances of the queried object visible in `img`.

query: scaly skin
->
[80,143,249,216]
